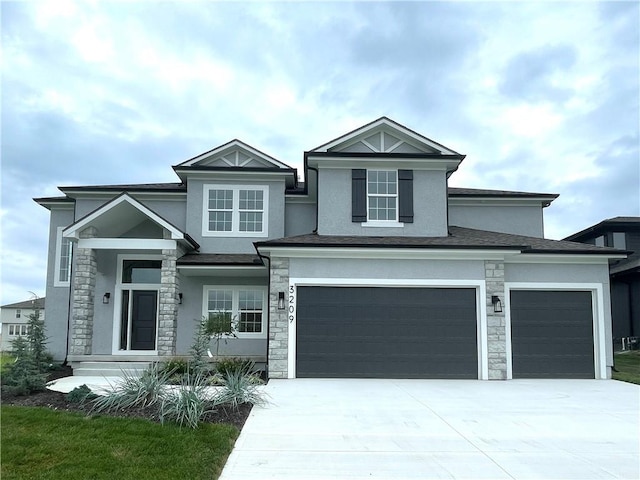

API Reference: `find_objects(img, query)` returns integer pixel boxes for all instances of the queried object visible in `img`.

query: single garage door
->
[510,290,594,379]
[296,286,478,378]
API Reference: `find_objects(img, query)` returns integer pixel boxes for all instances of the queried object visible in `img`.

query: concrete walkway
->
[220,379,640,480]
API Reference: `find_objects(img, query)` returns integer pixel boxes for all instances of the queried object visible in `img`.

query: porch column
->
[70,226,98,355]
[485,260,507,379]
[268,257,290,378]
[158,248,179,356]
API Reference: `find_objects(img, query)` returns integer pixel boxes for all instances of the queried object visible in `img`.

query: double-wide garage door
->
[296,286,478,378]
[510,290,595,379]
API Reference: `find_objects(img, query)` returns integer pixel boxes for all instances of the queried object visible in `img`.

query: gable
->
[176,140,292,169]
[63,193,192,244]
[311,117,460,156]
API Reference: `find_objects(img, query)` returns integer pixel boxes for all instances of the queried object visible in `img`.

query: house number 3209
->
[288,285,295,323]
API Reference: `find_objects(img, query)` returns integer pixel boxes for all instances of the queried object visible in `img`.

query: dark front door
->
[510,290,594,378]
[130,290,158,350]
[296,286,478,378]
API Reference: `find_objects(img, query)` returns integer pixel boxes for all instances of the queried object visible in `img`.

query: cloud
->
[499,44,578,102]
[1,1,638,303]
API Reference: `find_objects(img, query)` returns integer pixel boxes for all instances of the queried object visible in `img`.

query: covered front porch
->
[63,194,198,374]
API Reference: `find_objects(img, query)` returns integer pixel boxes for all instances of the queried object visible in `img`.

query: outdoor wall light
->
[491,295,503,313]
[278,292,285,310]
[178,293,183,305]
[103,293,111,304]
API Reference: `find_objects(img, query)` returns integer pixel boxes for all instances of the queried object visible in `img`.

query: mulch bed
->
[1,367,253,430]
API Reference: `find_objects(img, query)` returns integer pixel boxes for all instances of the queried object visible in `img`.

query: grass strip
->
[1,406,238,480]
[613,351,640,385]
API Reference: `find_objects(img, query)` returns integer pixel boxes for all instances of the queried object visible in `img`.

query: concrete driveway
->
[220,379,639,480]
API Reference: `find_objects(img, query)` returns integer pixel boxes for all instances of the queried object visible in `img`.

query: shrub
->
[216,357,256,380]
[66,384,98,404]
[160,372,221,429]
[2,334,47,396]
[92,363,171,413]
[161,357,192,376]
[217,364,266,411]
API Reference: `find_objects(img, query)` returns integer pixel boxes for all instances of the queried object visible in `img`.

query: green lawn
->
[613,350,640,385]
[1,406,239,480]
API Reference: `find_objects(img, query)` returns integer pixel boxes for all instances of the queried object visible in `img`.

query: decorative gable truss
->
[176,139,293,170]
[62,193,198,251]
[310,116,462,156]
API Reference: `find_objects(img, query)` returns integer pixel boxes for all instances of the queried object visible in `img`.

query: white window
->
[204,287,266,337]
[54,226,73,286]
[15,309,21,318]
[203,185,268,237]
[367,170,397,221]
[8,324,29,336]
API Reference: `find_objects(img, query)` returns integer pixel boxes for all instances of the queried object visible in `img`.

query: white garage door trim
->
[288,278,488,380]
[504,282,607,380]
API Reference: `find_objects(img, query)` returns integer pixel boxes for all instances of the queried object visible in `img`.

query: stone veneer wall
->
[485,260,507,379]
[70,226,98,355]
[157,247,180,356]
[268,257,290,378]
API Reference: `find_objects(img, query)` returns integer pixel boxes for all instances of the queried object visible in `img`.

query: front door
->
[130,290,158,350]
[116,258,162,353]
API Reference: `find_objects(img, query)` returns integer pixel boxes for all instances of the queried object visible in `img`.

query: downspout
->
[64,256,74,366]
[304,152,320,234]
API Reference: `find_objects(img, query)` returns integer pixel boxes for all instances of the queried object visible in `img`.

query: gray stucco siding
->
[186,178,286,254]
[284,202,316,237]
[289,257,486,280]
[90,250,119,354]
[43,208,75,361]
[449,204,544,237]
[316,168,448,237]
[176,275,268,358]
[74,198,188,231]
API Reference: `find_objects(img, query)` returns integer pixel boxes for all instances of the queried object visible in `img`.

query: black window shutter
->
[352,169,367,222]
[398,169,414,223]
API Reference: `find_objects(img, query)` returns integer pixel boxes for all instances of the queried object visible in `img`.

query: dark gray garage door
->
[296,286,477,378]
[510,290,594,379]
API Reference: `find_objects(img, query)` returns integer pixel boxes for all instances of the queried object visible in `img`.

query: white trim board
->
[111,254,164,355]
[504,282,607,380]
[286,278,488,380]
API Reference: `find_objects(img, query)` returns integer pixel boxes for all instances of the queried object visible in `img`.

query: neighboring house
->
[0,297,45,351]
[35,117,625,379]
[565,217,640,350]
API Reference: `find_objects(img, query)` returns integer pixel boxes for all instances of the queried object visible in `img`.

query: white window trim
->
[202,184,269,237]
[287,278,487,380]
[202,285,267,339]
[111,254,163,355]
[54,226,73,287]
[366,170,402,225]
[8,324,29,336]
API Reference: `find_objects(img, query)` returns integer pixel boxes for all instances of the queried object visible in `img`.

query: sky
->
[1,1,639,305]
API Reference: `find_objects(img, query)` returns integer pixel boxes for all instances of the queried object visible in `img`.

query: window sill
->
[361,221,405,228]
[202,231,268,238]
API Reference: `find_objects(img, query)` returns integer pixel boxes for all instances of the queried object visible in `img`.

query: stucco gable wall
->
[186,177,286,254]
[74,197,187,231]
[317,168,448,237]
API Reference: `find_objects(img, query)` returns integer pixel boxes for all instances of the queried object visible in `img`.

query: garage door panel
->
[510,290,594,379]
[297,286,478,378]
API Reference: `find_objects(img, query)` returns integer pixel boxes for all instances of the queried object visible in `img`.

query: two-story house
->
[0,297,45,351]
[36,117,625,379]
[565,217,640,350]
